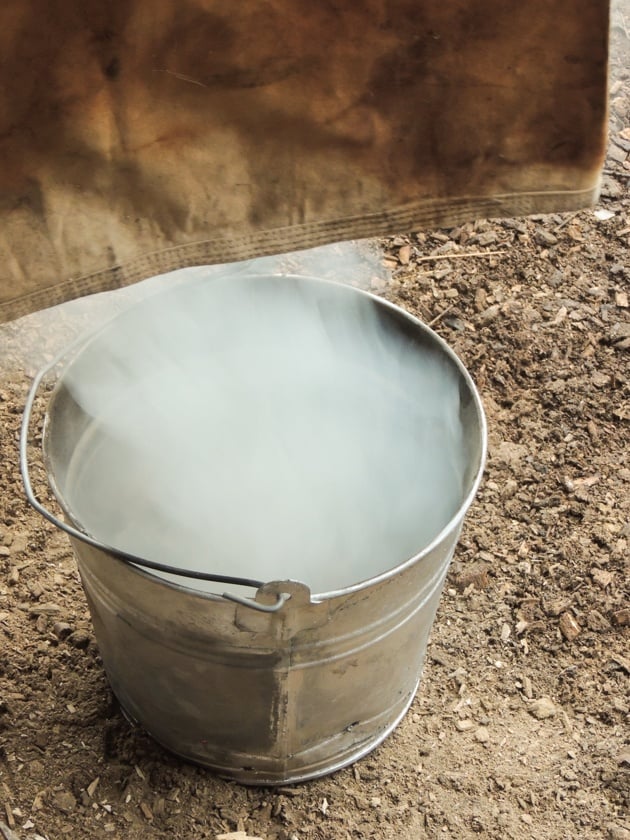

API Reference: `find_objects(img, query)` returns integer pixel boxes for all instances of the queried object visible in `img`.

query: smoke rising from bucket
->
[0,242,387,373]
[57,242,467,596]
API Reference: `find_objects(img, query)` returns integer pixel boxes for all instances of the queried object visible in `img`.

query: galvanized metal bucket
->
[21,274,486,784]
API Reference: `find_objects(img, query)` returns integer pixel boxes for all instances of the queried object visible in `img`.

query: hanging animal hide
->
[0,1,609,321]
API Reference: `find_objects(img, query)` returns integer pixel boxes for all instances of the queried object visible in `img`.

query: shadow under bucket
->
[22,273,486,784]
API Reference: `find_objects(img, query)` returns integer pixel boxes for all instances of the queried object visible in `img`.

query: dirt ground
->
[1,18,629,840]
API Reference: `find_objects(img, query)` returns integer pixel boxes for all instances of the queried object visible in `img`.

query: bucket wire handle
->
[19,351,289,614]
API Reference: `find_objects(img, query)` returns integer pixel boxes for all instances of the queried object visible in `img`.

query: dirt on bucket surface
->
[0,21,629,840]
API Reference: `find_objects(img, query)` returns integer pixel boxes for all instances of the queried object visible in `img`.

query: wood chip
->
[552,306,568,325]
[610,653,630,675]
[52,790,76,814]
[216,834,265,840]
[587,610,611,632]
[28,602,61,616]
[478,304,501,325]
[493,440,529,468]
[590,568,613,588]
[542,597,571,618]
[475,231,498,247]
[398,244,412,265]
[9,536,28,555]
[474,726,490,743]
[454,562,489,592]
[559,612,581,641]
[612,608,630,627]
[276,787,302,797]
[67,630,91,649]
[528,696,556,720]
[53,622,73,640]
[3,805,14,831]
[535,229,558,246]
[139,802,153,821]
[573,475,600,488]
[86,778,100,798]
[0,821,20,840]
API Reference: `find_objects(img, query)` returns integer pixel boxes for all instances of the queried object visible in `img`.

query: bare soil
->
[1,20,629,840]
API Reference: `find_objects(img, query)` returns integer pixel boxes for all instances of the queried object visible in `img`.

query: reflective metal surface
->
[33,275,486,783]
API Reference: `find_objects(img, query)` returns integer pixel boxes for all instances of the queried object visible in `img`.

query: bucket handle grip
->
[19,351,289,614]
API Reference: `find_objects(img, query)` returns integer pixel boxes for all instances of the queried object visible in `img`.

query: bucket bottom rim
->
[115,678,421,786]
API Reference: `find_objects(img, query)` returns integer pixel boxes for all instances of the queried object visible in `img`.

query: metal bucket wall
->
[31,275,486,784]
[73,532,457,783]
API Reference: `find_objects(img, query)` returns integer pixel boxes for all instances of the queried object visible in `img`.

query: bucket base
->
[116,679,420,786]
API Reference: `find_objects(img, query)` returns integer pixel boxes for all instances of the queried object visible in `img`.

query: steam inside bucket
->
[59,272,468,596]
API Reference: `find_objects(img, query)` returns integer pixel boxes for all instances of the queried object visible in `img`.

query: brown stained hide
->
[0,0,610,320]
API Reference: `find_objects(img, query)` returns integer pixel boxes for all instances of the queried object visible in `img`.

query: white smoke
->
[54,242,468,597]
[4,244,465,594]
